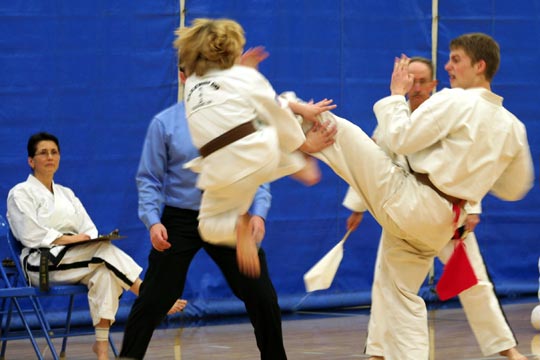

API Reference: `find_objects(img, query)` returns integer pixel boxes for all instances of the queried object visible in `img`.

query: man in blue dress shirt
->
[118,99,288,359]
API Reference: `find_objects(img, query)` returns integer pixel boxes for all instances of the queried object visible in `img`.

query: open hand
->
[303,99,337,123]
[301,119,337,153]
[240,46,269,69]
[390,54,414,96]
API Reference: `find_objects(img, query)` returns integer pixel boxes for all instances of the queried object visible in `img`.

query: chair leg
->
[109,333,118,357]
[60,294,76,358]
[5,297,59,360]
[0,299,15,359]
[26,293,60,359]
[5,291,60,360]
[28,297,60,360]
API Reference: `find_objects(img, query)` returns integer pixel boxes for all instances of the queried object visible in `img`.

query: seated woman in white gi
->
[6,132,186,360]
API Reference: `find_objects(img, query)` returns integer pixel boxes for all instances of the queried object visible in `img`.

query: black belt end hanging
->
[39,248,50,292]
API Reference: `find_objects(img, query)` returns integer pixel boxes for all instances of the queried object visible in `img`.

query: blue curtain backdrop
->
[1,0,538,325]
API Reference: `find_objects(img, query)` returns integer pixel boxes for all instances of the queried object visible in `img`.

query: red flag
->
[436,239,478,301]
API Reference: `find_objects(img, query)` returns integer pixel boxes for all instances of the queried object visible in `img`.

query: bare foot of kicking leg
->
[92,340,109,360]
[236,213,260,278]
[290,155,321,186]
[167,299,188,315]
[500,347,528,360]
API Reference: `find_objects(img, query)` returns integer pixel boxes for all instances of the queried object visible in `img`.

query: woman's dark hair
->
[27,132,60,157]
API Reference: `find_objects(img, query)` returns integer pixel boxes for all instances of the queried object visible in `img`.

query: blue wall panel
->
[1,0,538,325]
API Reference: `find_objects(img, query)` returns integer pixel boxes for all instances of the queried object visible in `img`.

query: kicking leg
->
[310,114,456,250]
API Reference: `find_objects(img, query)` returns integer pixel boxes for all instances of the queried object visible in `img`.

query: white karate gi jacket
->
[184,65,306,191]
[182,65,307,244]
[375,87,534,205]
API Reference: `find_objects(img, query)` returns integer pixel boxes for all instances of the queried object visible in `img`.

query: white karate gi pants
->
[24,241,142,326]
[198,150,304,247]
[365,231,517,358]
[311,115,469,360]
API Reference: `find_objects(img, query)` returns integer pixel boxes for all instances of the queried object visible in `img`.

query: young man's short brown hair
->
[450,32,500,82]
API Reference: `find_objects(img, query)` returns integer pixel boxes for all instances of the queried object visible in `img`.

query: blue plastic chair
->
[2,228,118,358]
[0,283,60,359]
[0,217,59,359]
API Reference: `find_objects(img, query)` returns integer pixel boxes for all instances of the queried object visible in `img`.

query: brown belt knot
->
[199,121,256,158]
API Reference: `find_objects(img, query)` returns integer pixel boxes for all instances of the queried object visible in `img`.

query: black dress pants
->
[119,206,287,359]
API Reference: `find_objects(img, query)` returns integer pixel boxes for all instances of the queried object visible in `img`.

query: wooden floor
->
[3,300,540,359]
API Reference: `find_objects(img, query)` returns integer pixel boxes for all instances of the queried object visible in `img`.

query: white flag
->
[303,230,352,292]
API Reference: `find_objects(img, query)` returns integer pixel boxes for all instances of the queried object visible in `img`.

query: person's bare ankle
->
[499,347,527,360]
[92,340,109,360]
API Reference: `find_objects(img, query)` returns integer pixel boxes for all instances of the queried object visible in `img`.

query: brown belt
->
[413,172,465,205]
[199,121,256,158]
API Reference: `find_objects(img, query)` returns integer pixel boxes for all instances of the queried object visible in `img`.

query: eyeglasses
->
[34,149,60,157]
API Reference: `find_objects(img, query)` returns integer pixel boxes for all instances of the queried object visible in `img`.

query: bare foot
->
[291,156,321,186]
[236,214,260,278]
[368,357,384,360]
[500,347,528,360]
[92,341,109,360]
[167,299,188,315]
